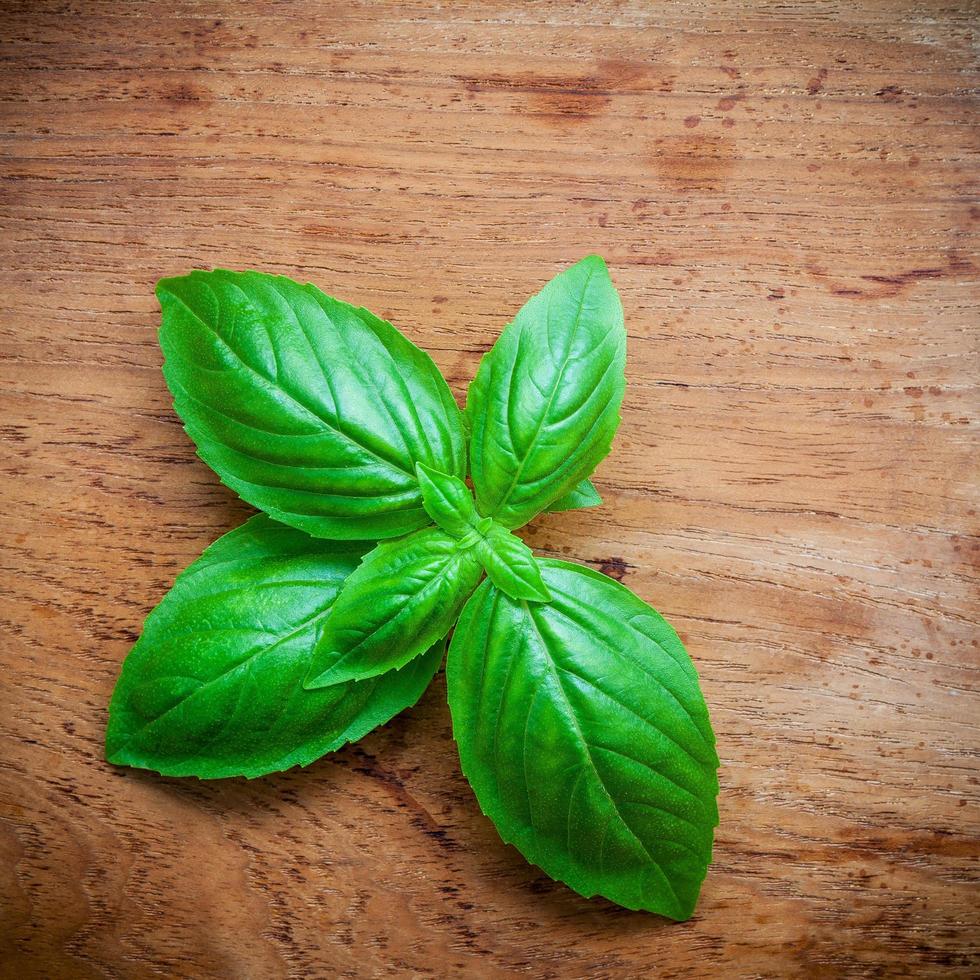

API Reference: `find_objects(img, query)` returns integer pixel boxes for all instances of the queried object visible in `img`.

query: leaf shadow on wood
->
[108,675,685,937]
[109,697,434,816]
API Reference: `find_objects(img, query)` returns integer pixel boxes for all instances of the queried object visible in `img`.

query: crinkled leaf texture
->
[447,559,719,920]
[305,526,483,688]
[466,255,625,529]
[106,515,442,779]
[158,270,466,540]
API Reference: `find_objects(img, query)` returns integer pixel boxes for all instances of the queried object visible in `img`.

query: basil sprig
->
[106,256,719,920]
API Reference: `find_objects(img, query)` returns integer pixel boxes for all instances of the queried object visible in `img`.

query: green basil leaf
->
[545,478,602,513]
[476,524,550,603]
[305,526,483,688]
[447,559,719,919]
[106,515,442,779]
[416,462,479,536]
[466,256,625,529]
[157,270,466,540]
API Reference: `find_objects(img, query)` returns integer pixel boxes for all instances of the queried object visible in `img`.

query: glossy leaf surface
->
[447,559,719,919]
[545,478,602,513]
[416,462,478,536]
[466,256,626,529]
[476,524,550,603]
[305,527,483,688]
[106,515,442,779]
[158,270,466,540]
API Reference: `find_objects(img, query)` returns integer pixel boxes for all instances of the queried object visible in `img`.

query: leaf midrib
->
[489,263,595,520]
[525,604,684,915]
[111,597,334,755]
[164,285,417,480]
[543,598,715,765]
[318,548,479,678]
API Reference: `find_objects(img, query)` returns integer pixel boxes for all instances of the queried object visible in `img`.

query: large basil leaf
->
[447,559,719,920]
[157,270,466,540]
[305,527,483,688]
[465,256,625,529]
[545,478,602,513]
[105,515,442,779]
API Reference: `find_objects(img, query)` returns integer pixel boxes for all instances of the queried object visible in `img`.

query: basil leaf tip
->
[107,256,719,918]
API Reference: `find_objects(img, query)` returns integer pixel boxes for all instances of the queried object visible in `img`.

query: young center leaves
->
[303,464,549,689]
[302,525,483,687]
[107,256,720,920]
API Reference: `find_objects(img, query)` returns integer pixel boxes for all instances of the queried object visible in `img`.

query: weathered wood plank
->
[1,1,977,976]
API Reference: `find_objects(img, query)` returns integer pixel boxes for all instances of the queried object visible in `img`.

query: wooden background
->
[1,1,977,976]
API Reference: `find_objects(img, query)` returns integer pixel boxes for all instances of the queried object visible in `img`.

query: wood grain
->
[1,1,978,976]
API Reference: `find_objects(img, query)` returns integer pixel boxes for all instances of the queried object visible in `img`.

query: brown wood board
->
[1,2,978,977]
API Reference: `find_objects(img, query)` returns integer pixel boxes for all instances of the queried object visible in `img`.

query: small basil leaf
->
[416,462,478,536]
[447,559,719,919]
[305,526,483,688]
[158,270,466,540]
[476,524,550,603]
[466,256,626,529]
[545,478,602,513]
[105,515,442,779]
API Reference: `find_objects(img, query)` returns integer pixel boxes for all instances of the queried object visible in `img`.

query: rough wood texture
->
[1,1,978,976]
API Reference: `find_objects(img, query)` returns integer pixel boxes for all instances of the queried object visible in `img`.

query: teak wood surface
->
[1,2,978,977]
